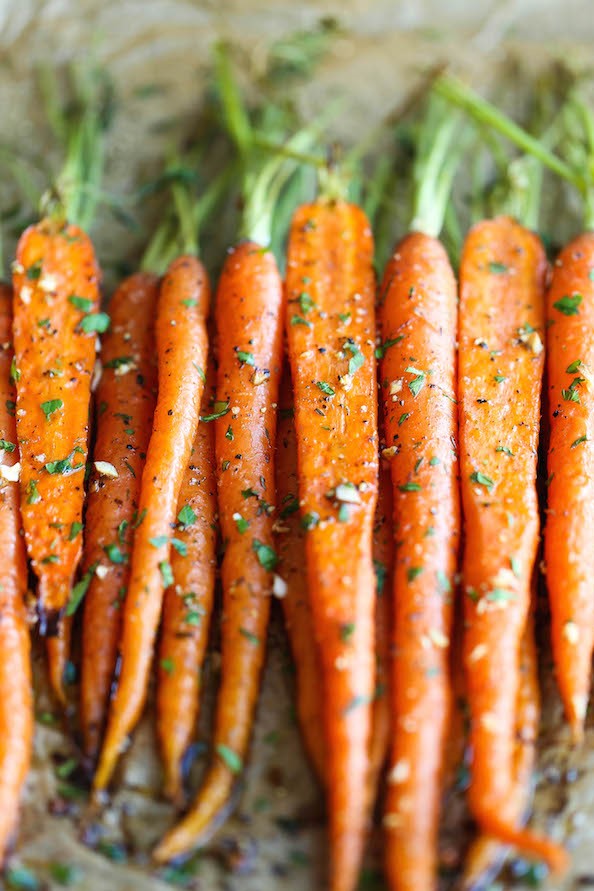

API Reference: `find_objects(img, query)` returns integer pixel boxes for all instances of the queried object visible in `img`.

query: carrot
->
[9,64,111,703]
[458,215,565,870]
[12,222,100,693]
[463,612,540,889]
[156,363,217,803]
[379,231,459,891]
[153,45,316,862]
[545,233,594,739]
[78,272,159,763]
[284,195,378,891]
[0,284,33,863]
[275,367,325,781]
[94,255,209,792]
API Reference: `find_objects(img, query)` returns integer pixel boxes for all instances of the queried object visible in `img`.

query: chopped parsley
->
[159,561,174,587]
[344,340,364,375]
[201,400,230,422]
[237,350,255,366]
[252,539,278,571]
[488,261,508,274]
[41,399,63,420]
[80,312,110,333]
[177,504,197,526]
[470,471,494,491]
[216,743,242,774]
[375,335,404,359]
[316,381,335,396]
[301,511,320,530]
[68,294,94,312]
[399,481,421,492]
[553,293,582,316]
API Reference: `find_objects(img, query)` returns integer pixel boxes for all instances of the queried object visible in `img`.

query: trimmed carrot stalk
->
[367,463,392,811]
[379,231,459,891]
[545,232,594,740]
[459,216,565,871]
[153,241,284,862]
[276,367,325,781]
[0,284,33,863]
[79,272,159,763]
[285,200,378,891]
[12,222,100,703]
[156,364,217,804]
[463,611,540,889]
[94,255,209,792]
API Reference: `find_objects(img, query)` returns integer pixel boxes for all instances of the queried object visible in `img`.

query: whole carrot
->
[10,65,111,702]
[380,232,459,891]
[285,194,378,891]
[79,272,159,763]
[458,216,564,869]
[154,45,313,862]
[94,255,209,792]
[0,284,33,863]
[156,364,217,803]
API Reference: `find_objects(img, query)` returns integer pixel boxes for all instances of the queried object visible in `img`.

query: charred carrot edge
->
[94,255,209,792]
[153,241,284,861]
[463,611,540,889]
[0,284,33,863]
[379,231,459,891]
[545,232,594,740]
[12,221,100,703]
[275,365,325,781]
[79,272,159,763]
[284,200,378,891]
[156,363,217,803]
[459,216,565,871]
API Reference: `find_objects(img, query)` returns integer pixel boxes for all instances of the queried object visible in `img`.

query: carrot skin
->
[156,365,217,803]
[459,216,565,870]
[12,221,100,633]
[94,256,209,792]
[276,367,325,780]
[153,242,284,862]
[379,232,459,891]
[545,232,594,739]
[80,272,159,763]
[285,202,378,891]
[0,284,33,863]
[463,612,540,889]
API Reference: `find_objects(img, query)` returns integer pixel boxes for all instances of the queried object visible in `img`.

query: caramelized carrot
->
[0,284,33,863]
[94,256,209,792]
[79,272,159,763]
[153,241,283,861]
[379,231,459,891]
[156,365,217,803]
[275,367,325,780]
[459,216,564,869]
[545,232,594,739]
[12,222,100,703]
[463,612,540,889]
[285,199,378,891]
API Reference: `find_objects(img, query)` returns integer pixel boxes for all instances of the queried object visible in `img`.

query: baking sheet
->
[2,1,594,889]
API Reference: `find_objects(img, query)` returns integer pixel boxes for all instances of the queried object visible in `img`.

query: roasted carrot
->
[94,255,209,792]
[458,216,564,869]
[463,612,540,889]
[275,367,325,781]
[0,284,33,863]
[545,232,594,739]
[379,231,459,891]
[9,64,111,703]
[154,239,283,861]
[156,364,217,803]
[284,197,378,891]
[78,272,159,763]
[12,222,100,696]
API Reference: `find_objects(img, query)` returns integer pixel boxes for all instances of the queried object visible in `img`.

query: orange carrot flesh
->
[0,284,33,863]
[80,272,159,763]
[379,231,459,891]
[459,216,565,870]
[12,222,100,685]
[153,242,284,862]
[156,366,217,803]
[94,255,209,792]
[545,232,594,739]
[276,367,325,782]
[285,201,378,891]
[463,612,540,889]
